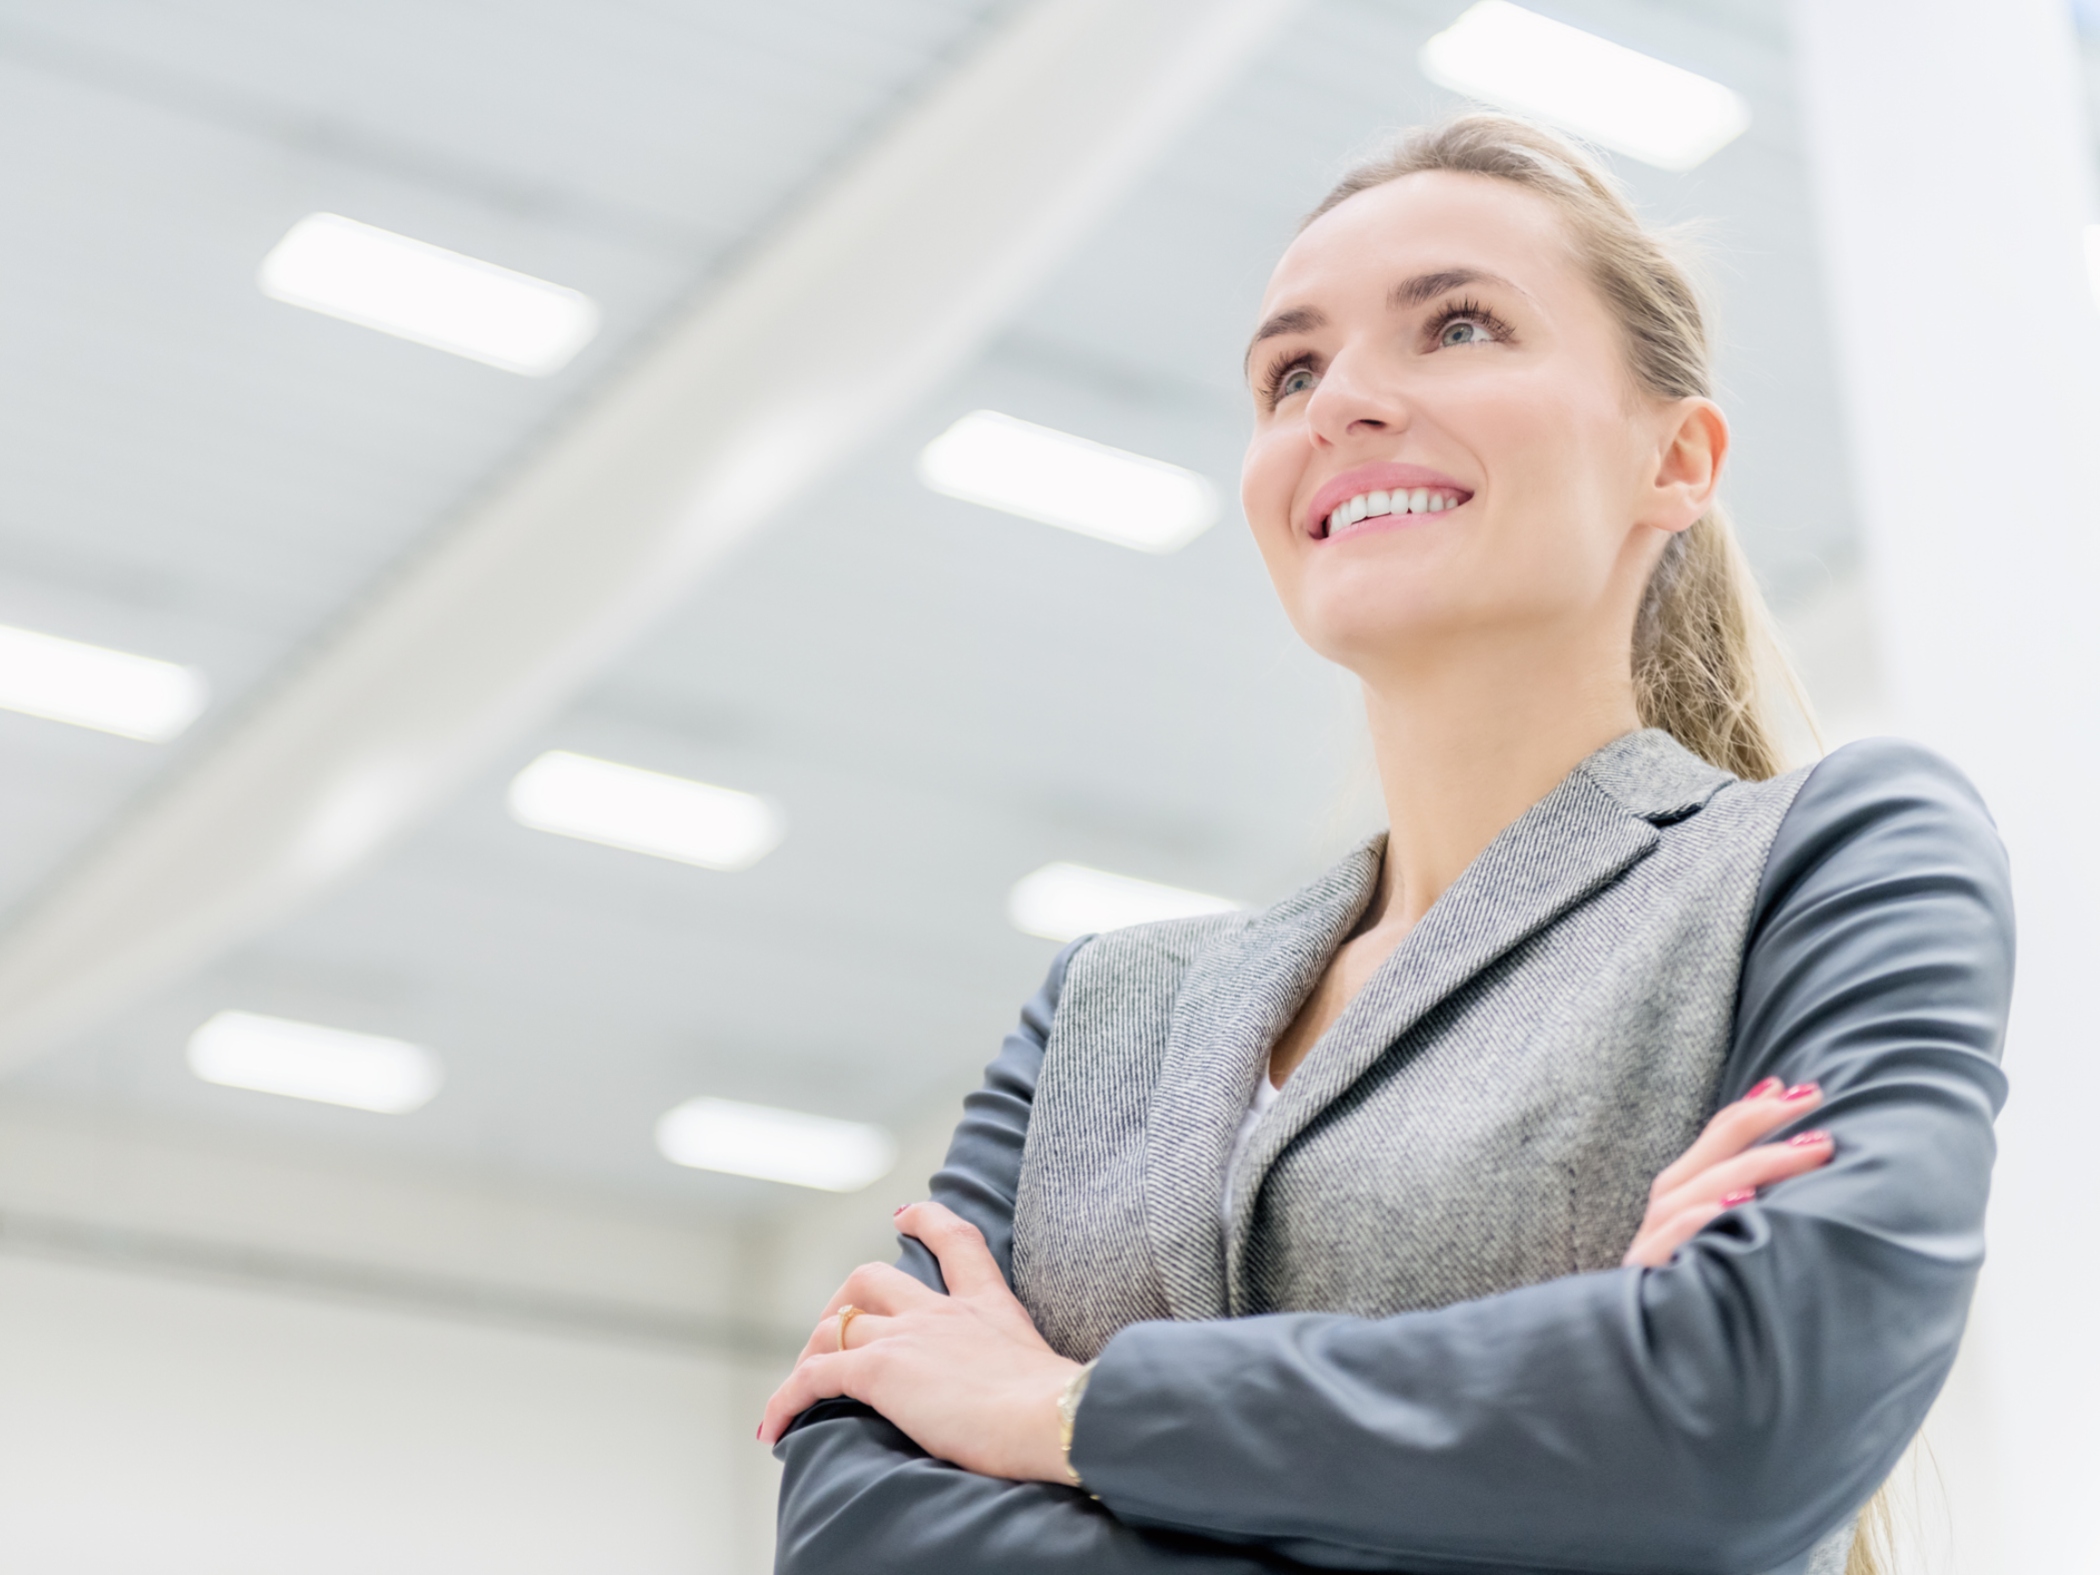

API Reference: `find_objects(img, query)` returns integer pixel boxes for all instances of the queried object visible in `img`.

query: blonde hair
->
[1305,115,1808,781]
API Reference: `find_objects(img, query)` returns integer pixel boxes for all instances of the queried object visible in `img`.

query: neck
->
[1360,625,1641,933]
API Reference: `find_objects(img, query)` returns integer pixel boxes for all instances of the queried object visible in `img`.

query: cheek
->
[1239,422,1300,532]
[1450,380,1631,580]
[1240,423,1308,584]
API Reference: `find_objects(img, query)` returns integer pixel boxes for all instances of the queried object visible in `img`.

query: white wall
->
[1790,1,2100,1568]
[0,1255,768,1575]
[0,1094,785,1575]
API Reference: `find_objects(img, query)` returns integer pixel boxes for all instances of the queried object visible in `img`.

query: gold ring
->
[836,1304,863,1351]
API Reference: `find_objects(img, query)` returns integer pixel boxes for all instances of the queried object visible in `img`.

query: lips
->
[1304,463,1474,539]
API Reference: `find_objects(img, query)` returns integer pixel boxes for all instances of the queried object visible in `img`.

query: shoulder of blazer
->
[1574,727,1747,825]
[1057,908,1254,985]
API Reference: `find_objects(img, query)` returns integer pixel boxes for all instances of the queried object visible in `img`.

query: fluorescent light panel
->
[656,1097,896,1192]
[918,410,1217,553]
[1008,861,1239,944]
[1420,2,1749,172]
[188,1011,441,1114]
[0,623,207,741]
[508,751,784,871]
[259,213,599,375]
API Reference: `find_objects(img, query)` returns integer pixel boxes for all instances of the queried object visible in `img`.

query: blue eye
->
[1440,318,1493,347]
[1278,367,1317,397]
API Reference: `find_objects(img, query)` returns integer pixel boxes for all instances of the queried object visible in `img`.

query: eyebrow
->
[1244,306,1327,371]
[1389,267,1519,307]
[1244,269,1526,374]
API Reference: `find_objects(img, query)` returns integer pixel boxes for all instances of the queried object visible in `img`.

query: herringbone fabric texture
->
[1013,729,1809,1363]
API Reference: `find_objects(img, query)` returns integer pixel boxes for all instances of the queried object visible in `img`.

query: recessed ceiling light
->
[187,1010,441,1114]
[258,213,600,375]
[507,751,784,871]
[0,622,208,741]
[918,410,1218,553]
[1419,2,1750,172]
[1007,861,1239,943]
[656,1097,896,1192]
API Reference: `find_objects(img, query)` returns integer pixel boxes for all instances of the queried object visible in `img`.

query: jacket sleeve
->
[774,939,1311,1574]
[1069,738,2014,1575]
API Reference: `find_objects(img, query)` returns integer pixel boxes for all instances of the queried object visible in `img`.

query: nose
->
[1304,345,1410,449]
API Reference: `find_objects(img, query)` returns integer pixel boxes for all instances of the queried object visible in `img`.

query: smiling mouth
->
[1319,486,1471,539]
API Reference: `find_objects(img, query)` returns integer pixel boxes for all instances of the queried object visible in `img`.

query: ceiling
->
[0,0,1862,1218]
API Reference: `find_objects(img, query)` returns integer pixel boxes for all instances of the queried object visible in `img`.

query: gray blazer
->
[775,733,2013,1575]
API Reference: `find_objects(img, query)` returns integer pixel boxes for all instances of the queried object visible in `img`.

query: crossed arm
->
[767,741,2013,1574]
[759,1083,1840,1478]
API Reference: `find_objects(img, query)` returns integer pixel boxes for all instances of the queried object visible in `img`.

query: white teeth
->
[1323,487,1468,535]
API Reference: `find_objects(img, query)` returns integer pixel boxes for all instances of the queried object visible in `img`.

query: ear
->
[1641,398,1728,533]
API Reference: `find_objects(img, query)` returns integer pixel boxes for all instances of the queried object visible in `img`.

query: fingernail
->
[1719,1188,1755,1207]
[1745,1077,1782,1100]
[1789,1129,1832,1147]
[892,1204,908,1217]
[1782,1082,1821,1102]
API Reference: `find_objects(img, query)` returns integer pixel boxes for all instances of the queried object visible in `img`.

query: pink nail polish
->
[1719,1188,1755,1207]
[1782,1082,1821,1102]
[1743,1076,1782,1101]
[893,1204,908,1217]
[1789,1129,1832,1147]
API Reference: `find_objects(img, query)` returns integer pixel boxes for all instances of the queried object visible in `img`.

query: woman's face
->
[1241,171,1720,680]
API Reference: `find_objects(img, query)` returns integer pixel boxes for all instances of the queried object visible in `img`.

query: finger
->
[1648,1082,1824,1198]
[794,1296,854,1365]
[1650,1080,1821,1194]
[758,1351,861,1446]
[813,1260,940,1324]
[894,1201,1007,1298]
[793,1325,829,1366]
[792,1309,858,1367]
[799,1309,898,1360]
[781,1310,894,1394]
[1623,1200,1727,1269]
[836,1310,898,1352]
[1649,1130,1834,1221]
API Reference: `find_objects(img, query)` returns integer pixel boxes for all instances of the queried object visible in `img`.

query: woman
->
[759,117,2012,1575]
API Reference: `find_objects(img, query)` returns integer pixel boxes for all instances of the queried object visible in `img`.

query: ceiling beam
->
[0,0,1298,1068]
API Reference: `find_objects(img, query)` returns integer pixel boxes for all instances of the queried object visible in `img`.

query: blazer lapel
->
[1222,757,1676,1308]
[1139,839,1382,1320]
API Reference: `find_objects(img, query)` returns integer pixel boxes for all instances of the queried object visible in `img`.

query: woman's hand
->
[1622,1078,1834,1268]
[757,1200,1082,1482]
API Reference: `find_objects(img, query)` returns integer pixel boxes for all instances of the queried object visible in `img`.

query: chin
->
[1288,579,1462,673]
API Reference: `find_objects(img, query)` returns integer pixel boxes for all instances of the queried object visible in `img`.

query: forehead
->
[1260,170,1578,314]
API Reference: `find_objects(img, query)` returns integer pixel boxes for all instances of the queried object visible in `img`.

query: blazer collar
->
[1214,729,1731,1311]
[1578,726,1734,824]
[1138,837,1383,1320]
